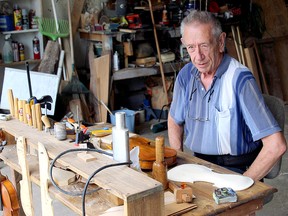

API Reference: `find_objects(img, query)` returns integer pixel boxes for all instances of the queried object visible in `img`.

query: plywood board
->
[91,55,110,122]
[0,68,60,115]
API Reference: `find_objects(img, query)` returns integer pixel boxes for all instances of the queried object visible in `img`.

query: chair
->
[263,94,285,179]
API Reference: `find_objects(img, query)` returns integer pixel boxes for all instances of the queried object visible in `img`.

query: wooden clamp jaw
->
[169,181,193,204]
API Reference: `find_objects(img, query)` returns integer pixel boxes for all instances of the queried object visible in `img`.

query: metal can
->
[33,36,40,59]
[19,43,25,61]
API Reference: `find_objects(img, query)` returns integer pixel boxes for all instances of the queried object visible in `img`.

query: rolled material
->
[112,112,130,163]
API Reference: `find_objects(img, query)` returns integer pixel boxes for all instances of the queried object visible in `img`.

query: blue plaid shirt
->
[170,54,281,155]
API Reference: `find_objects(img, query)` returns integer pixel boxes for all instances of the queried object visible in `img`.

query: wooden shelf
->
[0,59,41,67]
[1,29,39,35]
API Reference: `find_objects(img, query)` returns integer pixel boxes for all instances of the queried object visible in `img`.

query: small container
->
[22,9,29,30]
[2,34,13,63]
[33,36,40,59]
[29,9,37,29]
[54,122,67,140]
[113,51,120,71]
[12,41,19,62]
[13,4,22,30]
[18,43,25,61]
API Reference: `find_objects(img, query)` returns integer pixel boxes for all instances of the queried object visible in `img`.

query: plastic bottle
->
[13,4,22,30]
[19,43,25,61]
[112,112,130,163]
[33,36,40,59]
[22,9,29,30]
[113,51,119,71]
[12,41,19,62]
[2,34,13,64]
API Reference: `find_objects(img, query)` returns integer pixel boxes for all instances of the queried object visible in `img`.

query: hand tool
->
[41,101,51,132]
[169,181,193,204]
[152,136,168,190]
[25,104,32,126]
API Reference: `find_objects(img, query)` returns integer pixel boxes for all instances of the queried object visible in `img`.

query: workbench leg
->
[38,142,54,216]
[124,190,164,216]
[17,136,35,216]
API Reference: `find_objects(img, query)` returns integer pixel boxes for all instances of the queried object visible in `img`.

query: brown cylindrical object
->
[18,100,24,122]
[7,89,14,116]
[25,104,32,126]
[152,136,168,190]
[14,98,19,119]
[22,100,27,124]
[31,104,37,128]
[35,103,43,131]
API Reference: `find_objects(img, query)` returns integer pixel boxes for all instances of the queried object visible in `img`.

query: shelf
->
[0,59,41,67]
[1,29,39,35]
[113,67,158,81]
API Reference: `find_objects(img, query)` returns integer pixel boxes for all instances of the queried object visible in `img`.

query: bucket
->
[110,109,135,132]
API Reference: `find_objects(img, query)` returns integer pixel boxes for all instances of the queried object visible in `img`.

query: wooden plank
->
[16,136,35,216]
[0,120,163,213]
[91,55,111,122]
[274,39,288,102]
[71,0,85,37]
[38,142,54,216]
[244,47,262,91]
[254,0,288,38]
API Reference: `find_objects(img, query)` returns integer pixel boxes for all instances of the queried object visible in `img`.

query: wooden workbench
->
[0,119,277,215]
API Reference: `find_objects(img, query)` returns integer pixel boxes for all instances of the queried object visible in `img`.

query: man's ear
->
[219,32,226,53]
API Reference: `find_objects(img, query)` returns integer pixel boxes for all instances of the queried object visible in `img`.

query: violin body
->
[0,174,20,216]
[129,136,177,170]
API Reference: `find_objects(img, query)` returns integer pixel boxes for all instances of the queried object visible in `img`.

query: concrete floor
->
[1,106,288,215]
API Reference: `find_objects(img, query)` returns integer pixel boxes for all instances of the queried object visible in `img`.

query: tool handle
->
[41,116,51,129]
[152,136,168,189]
[7,89,14,116]
[26,61,33,98]
[35,103,43,131]
[155,136,165,163]
[31,105,37,128]
[25,104,32,126]
[18,100,23,122]
[14,98,19,119]
[22,100,27,124]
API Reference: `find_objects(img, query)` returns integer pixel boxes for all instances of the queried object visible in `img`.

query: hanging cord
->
[82,161,132,216]
[158,103,171,122]
[49,148,132,215]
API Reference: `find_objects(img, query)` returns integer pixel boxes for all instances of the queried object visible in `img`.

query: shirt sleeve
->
[237,73,281,141]
[169,65,191,125]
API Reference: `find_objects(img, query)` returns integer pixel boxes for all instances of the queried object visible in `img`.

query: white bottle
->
[2,34,13,64]
[112,112,130,163]
[113,51,120,71]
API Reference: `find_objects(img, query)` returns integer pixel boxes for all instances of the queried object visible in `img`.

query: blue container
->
[0,15,14,32]
[110,109,136,132]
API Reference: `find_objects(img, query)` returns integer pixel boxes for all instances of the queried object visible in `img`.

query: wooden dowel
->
[7,89,14,116]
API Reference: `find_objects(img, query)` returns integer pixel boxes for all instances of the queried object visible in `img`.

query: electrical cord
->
[49,147,132,215]
[82,160,132,216]
[49,148,112,196]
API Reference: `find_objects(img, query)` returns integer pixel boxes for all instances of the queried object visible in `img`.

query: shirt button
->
[201,88,204,91]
